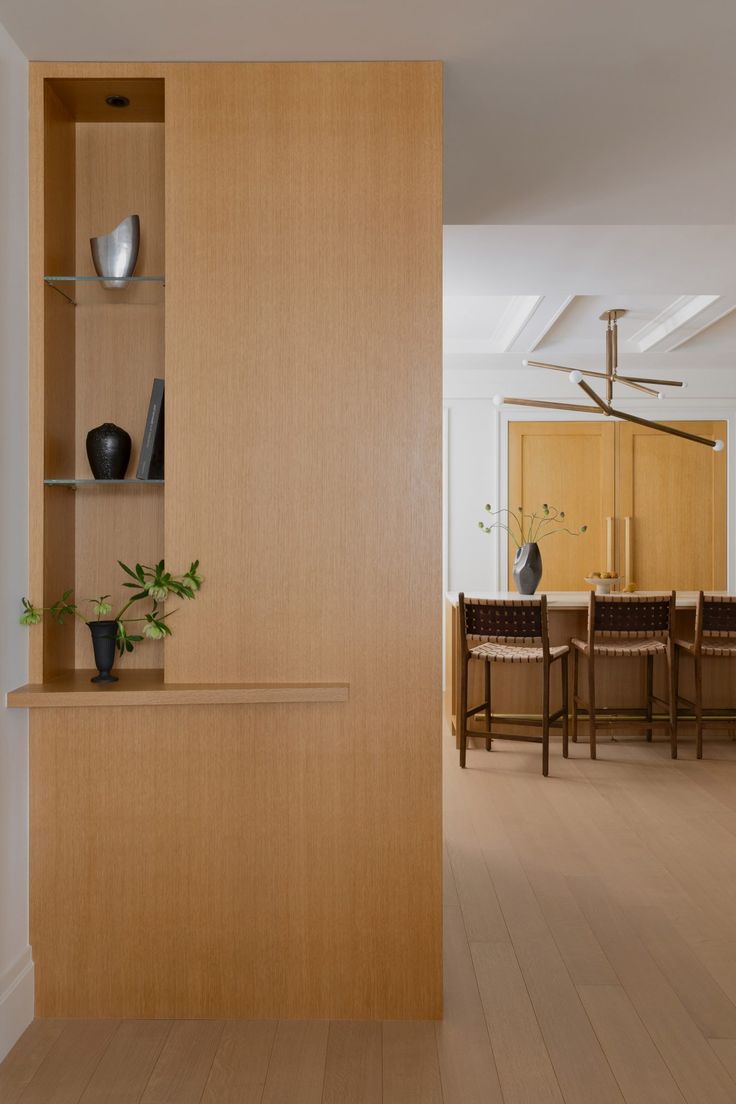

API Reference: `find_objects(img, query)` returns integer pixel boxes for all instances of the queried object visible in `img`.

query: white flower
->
[144,620,167,640]
[147,584,169,602]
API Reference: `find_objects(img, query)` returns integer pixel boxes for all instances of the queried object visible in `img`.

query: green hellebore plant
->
[477,503,587,549]
[19,559,202,656]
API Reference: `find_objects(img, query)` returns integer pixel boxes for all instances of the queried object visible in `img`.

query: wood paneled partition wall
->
[20,62,442,1019]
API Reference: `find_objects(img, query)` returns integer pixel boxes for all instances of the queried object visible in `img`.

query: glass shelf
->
[44,275,165,306]
[44,478,164,486]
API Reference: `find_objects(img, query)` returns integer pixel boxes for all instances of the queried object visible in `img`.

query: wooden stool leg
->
[672,644,680,757]
[459,655,469,769]
[571,646,579,743]
[484,660,492,752]
[542,660,550,777]
[561,653,569,759]
[588,652,597,759]
[645,654,654,742]
[694,654,704,760]
[667,645,677,760]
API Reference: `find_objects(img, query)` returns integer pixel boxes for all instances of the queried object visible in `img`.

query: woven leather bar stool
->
[674,592,736,759]
[572,592,677,759]
[457,593,569,777]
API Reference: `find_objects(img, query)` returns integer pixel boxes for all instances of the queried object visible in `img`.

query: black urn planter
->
[513,542,543,595]
[88,620,118,683]
[86,423,132,480]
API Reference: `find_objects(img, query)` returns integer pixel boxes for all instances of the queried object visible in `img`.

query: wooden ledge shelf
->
[7,669,349,708]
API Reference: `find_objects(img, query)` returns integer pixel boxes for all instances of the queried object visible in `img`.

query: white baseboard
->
[0,946,34,1063]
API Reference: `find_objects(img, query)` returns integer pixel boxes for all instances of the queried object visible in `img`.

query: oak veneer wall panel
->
[161,62,443,1017]
[27,70,44,683]
[29,74,77,678]
[73,122,165,668]
[31,703,441,1018]
[164,62,442,684]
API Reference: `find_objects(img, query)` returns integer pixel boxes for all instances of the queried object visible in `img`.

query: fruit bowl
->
[584,574,620,595]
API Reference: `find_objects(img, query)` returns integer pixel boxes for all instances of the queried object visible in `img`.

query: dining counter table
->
[445,590,736,747]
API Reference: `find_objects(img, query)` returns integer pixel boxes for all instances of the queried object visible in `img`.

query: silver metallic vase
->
[90,214,140,288]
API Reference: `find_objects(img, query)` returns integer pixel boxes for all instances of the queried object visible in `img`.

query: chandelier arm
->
[498,397,603,414]
[574,377,612,414]
[616,374,684,388]
[609,406,718,447]
[527,359,609,380]
[614,377,660,397]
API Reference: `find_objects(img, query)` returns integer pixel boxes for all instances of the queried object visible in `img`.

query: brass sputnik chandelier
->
[493,308,724,450]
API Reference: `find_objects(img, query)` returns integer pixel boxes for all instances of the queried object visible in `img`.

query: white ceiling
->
[2,0,736,224]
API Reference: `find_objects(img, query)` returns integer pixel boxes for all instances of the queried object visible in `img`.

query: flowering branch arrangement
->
[20,559,202,655]
[477,504,587,549]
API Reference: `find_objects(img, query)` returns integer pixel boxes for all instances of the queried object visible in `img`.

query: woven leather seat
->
[572,638,666,658]
[674,593,736,757]
[458,594,569,777]
[471,642,569,663]
[572,593,676,760]
[676,638,736,658]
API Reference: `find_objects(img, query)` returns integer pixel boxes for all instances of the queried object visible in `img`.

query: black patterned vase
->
[86,423,132,479]
[88,620,118,683]
[513,542,543,595]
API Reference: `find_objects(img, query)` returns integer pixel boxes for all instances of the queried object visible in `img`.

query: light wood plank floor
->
[3,725,736,1103]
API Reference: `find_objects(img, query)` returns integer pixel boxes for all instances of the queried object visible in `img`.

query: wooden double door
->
[508,420,727,592]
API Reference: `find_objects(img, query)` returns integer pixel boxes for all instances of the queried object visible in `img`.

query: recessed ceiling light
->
[105,95,130,109]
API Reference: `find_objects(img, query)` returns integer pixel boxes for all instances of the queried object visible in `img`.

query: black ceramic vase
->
[513,542,543,595]
[86,423,132,480]
[88,620,118,683]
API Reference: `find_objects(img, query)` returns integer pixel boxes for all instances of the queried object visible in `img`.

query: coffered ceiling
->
[2,0,736,224]
[443,225,736,370]
[445,293,736,358]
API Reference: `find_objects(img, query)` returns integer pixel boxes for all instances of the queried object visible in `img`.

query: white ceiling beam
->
[508,294,575,354]
[661,297,736,351]
[628,294,726,352]
[492,294,543,352]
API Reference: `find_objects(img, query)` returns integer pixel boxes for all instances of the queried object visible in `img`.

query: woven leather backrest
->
[703,595,736,637]
[462,597,543,644]
[592,594,672,638]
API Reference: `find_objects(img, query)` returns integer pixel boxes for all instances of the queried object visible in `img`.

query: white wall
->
[0,21,31,1061]
[444,363,736,596]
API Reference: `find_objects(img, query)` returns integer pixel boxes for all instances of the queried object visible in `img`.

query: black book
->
[136,378,165,480]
